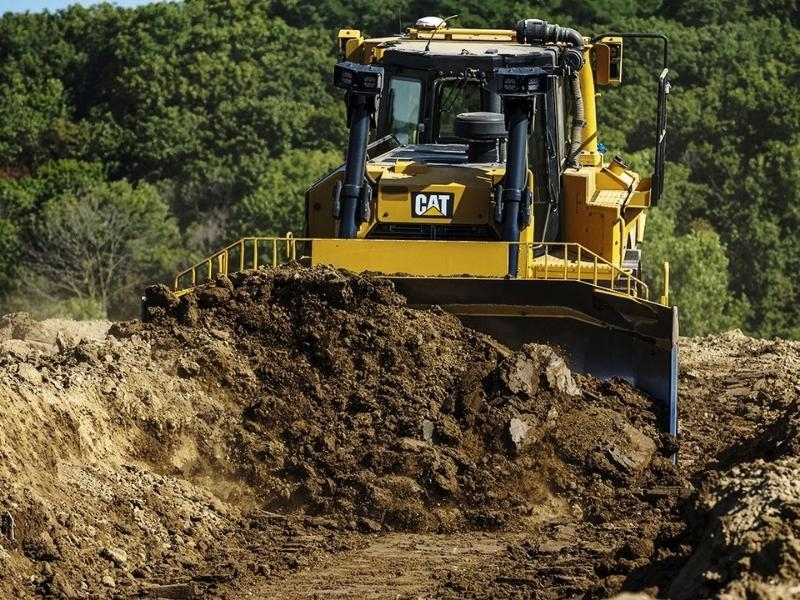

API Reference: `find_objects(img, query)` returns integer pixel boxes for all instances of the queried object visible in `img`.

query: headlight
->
[526,76,543,92]
[362,74,379,90]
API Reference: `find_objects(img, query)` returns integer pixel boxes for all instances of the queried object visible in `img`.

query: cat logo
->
[411,192,454,218]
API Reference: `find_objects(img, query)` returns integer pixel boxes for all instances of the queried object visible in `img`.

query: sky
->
[3,0,156,13]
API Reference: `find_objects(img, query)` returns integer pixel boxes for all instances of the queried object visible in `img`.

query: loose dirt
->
[0,265,797,599]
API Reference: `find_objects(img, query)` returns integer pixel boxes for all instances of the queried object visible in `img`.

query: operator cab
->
[369,37,577,244]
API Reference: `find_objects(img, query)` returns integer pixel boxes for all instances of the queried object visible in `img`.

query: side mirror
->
[592,32,669,206]
[593,38,623,86]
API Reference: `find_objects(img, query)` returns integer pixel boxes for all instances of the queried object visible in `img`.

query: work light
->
[334,61,384,95]
[495,67,546,97]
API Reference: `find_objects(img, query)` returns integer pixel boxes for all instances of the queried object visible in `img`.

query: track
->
[247,532,522,599]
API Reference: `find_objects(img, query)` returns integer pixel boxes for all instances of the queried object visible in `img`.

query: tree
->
[0,161,182,319]
[642,164,749,337]
[24,178,181,318]
[231,149,343,238]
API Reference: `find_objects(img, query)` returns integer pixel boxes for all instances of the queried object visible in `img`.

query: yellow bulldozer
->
[174,17,678,436]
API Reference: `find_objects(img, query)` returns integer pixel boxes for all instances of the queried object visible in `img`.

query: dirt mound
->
[0,312,109,356]
[678,331,800,475]
[0,265,797,598]
[669,457,800,598]
[125,264,678,531]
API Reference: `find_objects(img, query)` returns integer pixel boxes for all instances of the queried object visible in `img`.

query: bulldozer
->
[173,17,678,436]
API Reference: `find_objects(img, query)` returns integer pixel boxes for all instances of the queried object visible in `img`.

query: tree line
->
[0,0,797,339]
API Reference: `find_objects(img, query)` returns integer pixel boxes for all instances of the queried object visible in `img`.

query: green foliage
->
[642,163,748,336]
[92,0,346,215]
[663,0,799,26]
[643,210,749,336]
[0,161,180,319]
[231,149,343,238]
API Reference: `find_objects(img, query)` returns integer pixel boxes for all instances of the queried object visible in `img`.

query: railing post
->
[543,247,549,279]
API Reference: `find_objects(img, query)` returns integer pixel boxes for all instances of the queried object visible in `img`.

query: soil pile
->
[663,333,800,599]
[669,457,800,598]
[130,264,679,531]
[0,265,797,599]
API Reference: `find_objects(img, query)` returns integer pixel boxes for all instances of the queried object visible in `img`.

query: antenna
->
[424,14,458,52]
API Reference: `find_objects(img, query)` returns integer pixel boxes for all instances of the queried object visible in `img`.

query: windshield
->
[387,77,421,145]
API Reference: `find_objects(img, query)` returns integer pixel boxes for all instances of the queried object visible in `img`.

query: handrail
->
[527,242,649,299]
[173,237,648,300]
[173,236,311,292]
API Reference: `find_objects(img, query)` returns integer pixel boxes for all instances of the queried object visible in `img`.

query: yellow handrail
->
[173,237,649,301]
[527,242,648,299]
[174,236,310,292]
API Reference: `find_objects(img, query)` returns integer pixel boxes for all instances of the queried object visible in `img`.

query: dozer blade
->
[389,277,679,436]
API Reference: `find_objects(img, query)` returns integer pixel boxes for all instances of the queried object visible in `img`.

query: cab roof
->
[372,36,559,71]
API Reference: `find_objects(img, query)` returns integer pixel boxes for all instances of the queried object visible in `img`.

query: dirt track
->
[0,265,798,599]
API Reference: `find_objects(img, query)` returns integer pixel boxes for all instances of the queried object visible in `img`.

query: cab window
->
[435,79,483,142]
[387,77,422,145]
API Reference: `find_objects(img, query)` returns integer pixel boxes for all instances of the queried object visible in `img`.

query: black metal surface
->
[368,223,497,241]
[373,144,469,165]
[339,96,372,239]
[381,46,557,73]
[499,99,529,276]
[389,278,676,343]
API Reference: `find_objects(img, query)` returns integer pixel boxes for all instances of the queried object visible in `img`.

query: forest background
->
[0,0,797,338]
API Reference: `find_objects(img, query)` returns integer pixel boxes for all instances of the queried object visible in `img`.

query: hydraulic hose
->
[568,72,585,168]
[516,19,584,52]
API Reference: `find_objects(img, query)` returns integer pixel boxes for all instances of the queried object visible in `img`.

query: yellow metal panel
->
[562,167,593,239]
[577,53,602,165]
[310,239,513,277]
[597,166,636,191]
[305,170,342,238]
[594,189,627,207]
[626,177,652,208]
[377,166,499,225]
[406,28,516,41]
[636,211,647,244]
[562,168,622,265]
[337,30,364,62]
